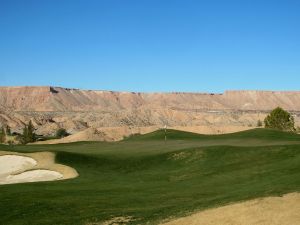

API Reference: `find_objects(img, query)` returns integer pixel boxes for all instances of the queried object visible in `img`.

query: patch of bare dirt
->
[162,193,300,225]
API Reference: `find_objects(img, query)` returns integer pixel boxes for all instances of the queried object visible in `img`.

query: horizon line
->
[1,85,300,94]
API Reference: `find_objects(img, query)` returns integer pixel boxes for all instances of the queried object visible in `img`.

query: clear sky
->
[1,0,300,92]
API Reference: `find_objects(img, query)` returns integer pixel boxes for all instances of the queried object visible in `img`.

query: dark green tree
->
[257,120,263,127]
[22,125,28,144]
[0,126,6,143]
[264,107,295,132]
[6,125,11,135]
[27,121,36,142]
[22,121,36,144]
[56,128,69,138]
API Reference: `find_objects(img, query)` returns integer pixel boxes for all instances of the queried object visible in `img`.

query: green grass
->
[1,128,300,225]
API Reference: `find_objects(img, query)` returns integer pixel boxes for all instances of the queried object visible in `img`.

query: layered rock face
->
[2,86,300,112]
[1,86,300,141]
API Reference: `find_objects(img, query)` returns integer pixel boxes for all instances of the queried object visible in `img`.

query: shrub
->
[257,120,263,127]
[0,126,6,143]
[22,121,36,144]
[264,107,295,132]
[56,128,69,138]
[6,125,11,135]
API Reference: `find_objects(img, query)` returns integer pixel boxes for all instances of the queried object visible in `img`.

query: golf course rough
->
[0,128,300,225]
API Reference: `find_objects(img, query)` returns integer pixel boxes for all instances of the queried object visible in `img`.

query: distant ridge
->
[1,86,300,112]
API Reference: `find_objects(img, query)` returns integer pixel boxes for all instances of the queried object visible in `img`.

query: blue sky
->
[1,0,300,92]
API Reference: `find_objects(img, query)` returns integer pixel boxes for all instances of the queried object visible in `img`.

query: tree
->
[56,128,69,138]
[0,126,6,143]
[257,120,263,127]
[264,107,295,132]
[6,125,11,135]
[22,125,28,143]
[27,121,36,142]
[22,121,36,144]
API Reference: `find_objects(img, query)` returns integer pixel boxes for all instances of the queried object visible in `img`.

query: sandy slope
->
[33,126,160,144]
[0,151,78,185]
[162,193,300,225]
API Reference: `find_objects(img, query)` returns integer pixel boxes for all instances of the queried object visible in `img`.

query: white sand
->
[0,151,78,185]
[0,155,37,175]
[2,169,63,185]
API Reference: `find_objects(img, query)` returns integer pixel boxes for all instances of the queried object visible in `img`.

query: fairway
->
[1,129,300,225]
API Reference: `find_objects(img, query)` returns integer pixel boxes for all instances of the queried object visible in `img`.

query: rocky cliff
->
[2,86,300,112]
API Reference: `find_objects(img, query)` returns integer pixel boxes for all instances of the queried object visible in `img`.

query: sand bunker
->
[3,169,63,184]
[0,155,37,175]
[0,151,78,185]
[162,193,300,225]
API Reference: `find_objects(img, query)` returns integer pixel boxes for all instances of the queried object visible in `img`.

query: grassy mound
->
[127,128,300,142]
[125,129,206,141]
[1,128,300,225]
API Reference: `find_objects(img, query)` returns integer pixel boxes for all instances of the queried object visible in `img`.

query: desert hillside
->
[1,86,300,141]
